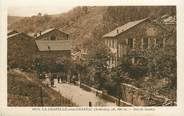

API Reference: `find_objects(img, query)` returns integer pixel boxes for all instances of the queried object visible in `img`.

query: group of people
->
[40,71,79,87]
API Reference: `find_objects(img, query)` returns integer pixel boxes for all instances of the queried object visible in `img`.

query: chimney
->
[34,33,37,38]
[39,31,42,36]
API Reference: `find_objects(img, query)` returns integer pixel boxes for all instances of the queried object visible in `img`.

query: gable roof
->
[103,18,149,38]
[8,32,33,39]
[35,40,72,51]
[36,28,69,39]
[8,30,18,36]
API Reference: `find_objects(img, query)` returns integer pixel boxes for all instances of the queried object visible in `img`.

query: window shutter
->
[141,38,143,49]
[108,39,110,47]
[132,57,135,64]
[120,44,122,57]
[148,37,150,49]
[110,39,112,48]
[125,38,128,45]
[112,39,113,48]
[133,38,136,49]
[115,39,117,49]
[105,39,107,45]
[118,44,120,57]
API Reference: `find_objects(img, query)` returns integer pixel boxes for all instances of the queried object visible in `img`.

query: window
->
[112,39,114,48]
[108,39,110,47]
[143,37,148,49]
[110,39,112,48]
[131,57,135,64]
[114,39,117,48]
[108,40,110,47]
[50,35,56,40]
[48,45,51,50]
[128,38,133,49]
[156,38,164,48]
[105,39,107,46]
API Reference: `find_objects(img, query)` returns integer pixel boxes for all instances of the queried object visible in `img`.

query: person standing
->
[57,73,60,83]
[50,73,54,87]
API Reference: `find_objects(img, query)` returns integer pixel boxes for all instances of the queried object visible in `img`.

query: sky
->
[7,0,124,17]
[7,0,88,16]
[8,6,74,16]
[7,0,176,17]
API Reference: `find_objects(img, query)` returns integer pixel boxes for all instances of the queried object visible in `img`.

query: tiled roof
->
[8,32,20,38]
[35,40,72,51]
[58,28,69,35]
[8,32,33,39]
[103,18,149,38]
[39,28,55,35]
[36,28,69,38]
[27,32,35,37]
[8,30,18,35]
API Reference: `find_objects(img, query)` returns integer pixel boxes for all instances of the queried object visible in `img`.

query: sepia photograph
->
[6,4,177,107]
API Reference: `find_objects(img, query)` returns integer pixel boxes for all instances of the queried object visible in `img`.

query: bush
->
[127,65,148,79]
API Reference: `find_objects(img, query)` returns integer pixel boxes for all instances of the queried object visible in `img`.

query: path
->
[53,80,116,106]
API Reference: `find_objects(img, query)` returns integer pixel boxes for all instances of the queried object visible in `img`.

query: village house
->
[103,17,174,68]
[35,28,72,65]
[8,31,37,69]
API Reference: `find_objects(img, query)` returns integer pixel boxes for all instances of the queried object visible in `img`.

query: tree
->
[84,37,112,88]
[37,12,42,16]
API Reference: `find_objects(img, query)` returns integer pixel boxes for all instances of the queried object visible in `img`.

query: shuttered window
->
[128,38,133,49]
[143,37,149,49]
[50,35,56,40]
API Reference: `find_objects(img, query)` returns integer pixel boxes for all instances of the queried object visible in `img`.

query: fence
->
[121,83,176,106]
[78,82,133,106]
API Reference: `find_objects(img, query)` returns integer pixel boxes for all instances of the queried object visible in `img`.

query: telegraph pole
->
[40,86,43,106]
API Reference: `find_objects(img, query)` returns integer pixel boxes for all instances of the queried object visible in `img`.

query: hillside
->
[8,6,176,49]
[8,16,24,27]
[8,69,76,106]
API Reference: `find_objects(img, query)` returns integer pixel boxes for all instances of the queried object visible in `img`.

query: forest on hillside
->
[8,6,176,47]
[8,6,177,105]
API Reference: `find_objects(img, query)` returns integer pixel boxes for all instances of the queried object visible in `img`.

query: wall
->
[117,20,168,52]
[120,83,176,106]
[103,20,170,67]
[115,20,174,65]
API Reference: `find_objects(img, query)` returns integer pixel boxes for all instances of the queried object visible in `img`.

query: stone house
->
[103,17,175,68]
[35,28,72,65]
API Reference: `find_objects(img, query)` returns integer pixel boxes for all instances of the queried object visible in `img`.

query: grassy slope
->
[8,69,76,106]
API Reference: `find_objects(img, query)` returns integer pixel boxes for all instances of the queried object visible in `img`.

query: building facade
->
[35,28,72,65]
[103,17,174,68]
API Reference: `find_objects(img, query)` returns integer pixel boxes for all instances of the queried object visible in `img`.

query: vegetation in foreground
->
[8,69,76,106]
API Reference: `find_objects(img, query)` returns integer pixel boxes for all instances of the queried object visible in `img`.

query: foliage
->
[118,47,176,89]
[8,70,76,106]
[34,56,72,73]
[82,25,112,88]
[104,6,176,28]
[8,6,176,48]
